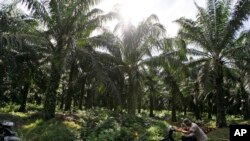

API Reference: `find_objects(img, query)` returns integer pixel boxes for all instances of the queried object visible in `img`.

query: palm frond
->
[221,0,250,46]
[223,43,250,58]
[176,17,212,52]
[90,32,122,60]
[197,61,215,92]
[76,47,122,105]
[213,0,231,47]
[21,0,49,23]
[143,51,187,76]
[94,51,123,65]
[223,29,250,59]
[0,34,22,47]
[185,57,209,68]
[223,66,240,82]
[186,48,210,57]
[195,1,216,46]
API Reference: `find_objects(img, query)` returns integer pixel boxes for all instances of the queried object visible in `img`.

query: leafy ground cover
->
[1,107,170,141]
[1,106,249,141]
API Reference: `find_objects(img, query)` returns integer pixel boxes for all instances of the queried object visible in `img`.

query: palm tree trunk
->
[78,78,86,110]
[149,93,155,117]
[0,64,5,102]
[120,79,125,109]
[113,82,122,112]
[18,81,31,112]
[243,97,250,120]
[85,88,92,109]
[171,83,178,122]
[207,92,213,119]
[128,75,137,114]
[59,86,66,110]
[128,87,137,114]
[184,106,187,116]
[44,53,63,120]
[137,92,142,113]
[215,62,227,127]
[240,82,250,119]
[168,76,178,122]
[64,61,76,111]
[193,83,201,120]
[34,93,42,105]
[171,100,177,122]
[194,104,202,120]
[208,99,213,119]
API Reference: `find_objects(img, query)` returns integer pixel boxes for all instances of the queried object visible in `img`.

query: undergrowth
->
[1,106,249,141]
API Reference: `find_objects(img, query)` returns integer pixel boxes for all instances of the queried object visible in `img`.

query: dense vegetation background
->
[0,0,250,140]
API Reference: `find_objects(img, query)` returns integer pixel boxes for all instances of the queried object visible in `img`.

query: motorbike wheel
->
[4,136,22,141]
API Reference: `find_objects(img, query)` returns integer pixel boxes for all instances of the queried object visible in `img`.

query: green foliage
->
[79,108,168,141]
[0,103,20,112]
[0,108,170,141]
[1,0,250,139]
[0,103,43,113]
[2,107,250,141]
[19,119,77,141]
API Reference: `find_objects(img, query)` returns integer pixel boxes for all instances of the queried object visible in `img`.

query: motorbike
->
[160,126,176,141]
[0,121,22,141]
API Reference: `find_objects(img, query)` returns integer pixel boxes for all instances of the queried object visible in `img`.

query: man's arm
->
[180,129,193,134]
[173,126,193,134]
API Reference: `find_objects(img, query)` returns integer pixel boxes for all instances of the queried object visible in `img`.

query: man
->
[175,118,208,141]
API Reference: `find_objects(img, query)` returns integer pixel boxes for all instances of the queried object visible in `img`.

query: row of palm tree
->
[0,0,250,127]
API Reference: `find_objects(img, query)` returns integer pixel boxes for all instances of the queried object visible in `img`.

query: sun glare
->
[118,0,152,25]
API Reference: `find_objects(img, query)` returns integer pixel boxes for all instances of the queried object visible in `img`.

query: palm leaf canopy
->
[176,0,250,61]
[117,14,165,65]
[21,0,117,52]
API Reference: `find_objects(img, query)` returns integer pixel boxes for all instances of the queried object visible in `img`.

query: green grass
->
[0,105,79,141]
[206,115,250,141]
[18,119,78,141]
[207,128,229,141]
[0,109,169,141]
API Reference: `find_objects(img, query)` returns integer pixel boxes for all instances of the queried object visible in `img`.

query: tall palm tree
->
[0,2,46,109]
[145,37,187,121]
[123,16,165,114]
[63,44,123,111]
[93,15,165,114]
[144,67,162,117]
[234,29,250,119]
[21,0,115,119]
[176,0,250,127]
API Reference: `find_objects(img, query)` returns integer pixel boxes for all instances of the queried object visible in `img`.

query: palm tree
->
[93,15,165,114]
[176,0,250,127]
[144,68,162,117]
[120,16,165,114]
[62,44,124,111]
[21,0,116,119]
[145,37,187,122]
[0,2,46,110]
[77,44,126,110]
[233,29,250,119]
